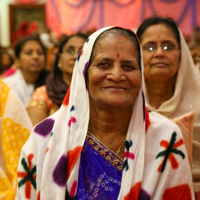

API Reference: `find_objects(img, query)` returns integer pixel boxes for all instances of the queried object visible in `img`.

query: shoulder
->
[0,80,32,131]
[147,110,183,140]
[20,112,58,164]
[149,110,179,128]
[31,85,47,99]
[29,85,55,110]
[3,69,22,86]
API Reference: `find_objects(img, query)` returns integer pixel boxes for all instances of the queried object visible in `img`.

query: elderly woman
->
[15,27,194,199]
[136,17,200,198]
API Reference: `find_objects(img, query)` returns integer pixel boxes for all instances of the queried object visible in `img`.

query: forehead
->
[63,36,85,49]
[22,40,42,50]
[141,24,177,44]
[93,33,138,57]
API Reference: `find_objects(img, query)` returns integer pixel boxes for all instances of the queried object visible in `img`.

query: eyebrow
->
[144,40,177,44]
[65,45,75,49]
[95,57,137,64]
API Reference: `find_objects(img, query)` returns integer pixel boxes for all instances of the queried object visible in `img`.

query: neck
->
[21,69,40,84]
[145,76,176,108]
[62,73,72,86]
[88,100,132,158]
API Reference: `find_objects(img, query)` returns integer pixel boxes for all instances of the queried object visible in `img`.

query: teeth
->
[106,88,125,91]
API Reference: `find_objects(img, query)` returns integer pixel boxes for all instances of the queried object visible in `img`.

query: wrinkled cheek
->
[88,84,96,100]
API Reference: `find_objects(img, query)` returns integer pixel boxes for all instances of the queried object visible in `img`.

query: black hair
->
[58,32,88,54]
[85,27,141,82]
[53,32,88,76]
[15,35,46,58]
[14,35,49,89]
[0,50,14,73]
[136,16,180,45]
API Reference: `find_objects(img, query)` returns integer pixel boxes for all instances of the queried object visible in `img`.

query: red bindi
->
[157,35,160,38]
[117,54,120,58]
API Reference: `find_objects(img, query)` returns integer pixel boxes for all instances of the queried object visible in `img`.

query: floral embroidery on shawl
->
[156,132,185,172]
[17,154,36,199]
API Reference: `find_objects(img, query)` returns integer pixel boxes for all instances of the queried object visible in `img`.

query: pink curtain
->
[14,0,39,3]
[46,0,200,37]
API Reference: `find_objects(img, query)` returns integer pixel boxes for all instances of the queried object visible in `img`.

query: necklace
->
[87,130,126,156]
[116,139,126,155]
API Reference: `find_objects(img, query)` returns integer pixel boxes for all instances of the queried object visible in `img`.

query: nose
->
[32,51,39,59]
[154,45,165,57]
[73,50,80,59]
[107,64,126,82]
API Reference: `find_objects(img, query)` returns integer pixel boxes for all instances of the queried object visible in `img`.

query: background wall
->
[1,0,200,47]
[0,0,46,47]
[46,0,200,39]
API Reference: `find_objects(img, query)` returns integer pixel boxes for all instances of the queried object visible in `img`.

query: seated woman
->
[189,43,200,74]
[0,49,14,75]
[136,17,200,198]
[3,36,49,107]
[15,27,194,199]
[0,80,32,199]
[27,33,88,126]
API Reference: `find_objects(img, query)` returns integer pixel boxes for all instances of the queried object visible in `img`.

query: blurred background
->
[0,0,200,51]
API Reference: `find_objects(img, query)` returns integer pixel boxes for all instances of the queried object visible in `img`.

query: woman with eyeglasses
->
[27,33,88,126]
[137,16,200,199]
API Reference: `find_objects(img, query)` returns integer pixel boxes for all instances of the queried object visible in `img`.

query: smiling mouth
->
[104,86,127,91]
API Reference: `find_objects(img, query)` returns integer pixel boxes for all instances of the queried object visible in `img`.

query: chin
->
[30,67,44,72]
[103,99,133,109]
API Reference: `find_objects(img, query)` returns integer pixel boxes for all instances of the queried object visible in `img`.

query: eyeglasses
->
[63,48,80,56]
[142,42,180,53]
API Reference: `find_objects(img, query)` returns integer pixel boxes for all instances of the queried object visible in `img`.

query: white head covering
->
[145,29,200,192]
[34,26,146,199]
[16,27,195,199]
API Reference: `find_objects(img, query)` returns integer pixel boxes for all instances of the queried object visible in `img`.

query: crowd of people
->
[0,16,199,200]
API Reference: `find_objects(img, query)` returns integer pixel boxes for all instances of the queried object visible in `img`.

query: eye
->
[37,51,44,55]
[97,63,109,68]
[65,48,75,55]
[25,51,32,55]
[142,43,156,52]
[124,65,133,69]
[123,65,137,71]
[163,42,176,51]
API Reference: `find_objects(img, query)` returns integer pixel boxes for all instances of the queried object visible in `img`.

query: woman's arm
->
[27,101,48,126]
[27,86,52,126]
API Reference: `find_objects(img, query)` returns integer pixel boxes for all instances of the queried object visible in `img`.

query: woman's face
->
[58,36,86,76]
[18,40,45,73]
[1,53,12,70]
[190,45,200,65]
[88,34,141,109]
[140,24,180,82]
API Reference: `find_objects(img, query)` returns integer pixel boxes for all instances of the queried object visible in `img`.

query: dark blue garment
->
[76,138,123,200]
